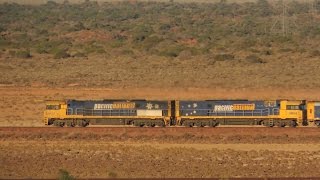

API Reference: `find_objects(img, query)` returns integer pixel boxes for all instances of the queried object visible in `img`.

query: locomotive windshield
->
[46,105,60,110]
[286,105,302,110]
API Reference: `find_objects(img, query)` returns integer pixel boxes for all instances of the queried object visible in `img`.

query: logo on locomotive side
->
[94,102,135,110]
[214,105,233,112]
[214,104,255,111]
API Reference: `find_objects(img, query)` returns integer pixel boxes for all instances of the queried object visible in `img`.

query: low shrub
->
[310,50,320,57]
[108,171,118,178]
[72,52,87,58]
[9,49,32,58]
[245,54,266,63]
[158,46,184,57]
[58,169,74,180]
[54,49,70,59]
[214,53,234,61]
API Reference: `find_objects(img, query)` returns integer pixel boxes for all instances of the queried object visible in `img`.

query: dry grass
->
[0,51,319,89]
[0,0,259,5]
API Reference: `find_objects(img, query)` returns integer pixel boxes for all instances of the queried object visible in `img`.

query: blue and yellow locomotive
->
[44,99,320,127]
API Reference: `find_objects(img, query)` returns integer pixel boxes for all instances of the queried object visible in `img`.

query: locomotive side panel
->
[45,100,171,127]
[176,100,304,127]
[178,100,280,117]
[66,100,169,117]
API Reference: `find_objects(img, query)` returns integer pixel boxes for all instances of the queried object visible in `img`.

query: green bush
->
[142,36,163,51]
[58,169,74,180]
[16,50,31,58]
[54,49,70,59]
[159,47,183,57]
[9,49,32,58]
[73,52,87,58]
[1,0,320,59]
[36,46,48,54]
[214,53,234,61]
[245,54,266,64]
[108,171,118,178]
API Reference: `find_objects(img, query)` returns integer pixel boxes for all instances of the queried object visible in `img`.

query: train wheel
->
[53,121,60,127]
[145,121,151,127]
[263,120,274,127]
[158,121,165,127]
[76,120,88,127]
[201,122,209,127]
[81,122,88,127]
[66,121,75,127]
[182,121,188,127]
[195,121,201,127]
[59,122,65,127]
[210,121,218,127]
[276,121,285,128]
[289,121,297,128]
[133,121,140,127]
[302,120,309,126]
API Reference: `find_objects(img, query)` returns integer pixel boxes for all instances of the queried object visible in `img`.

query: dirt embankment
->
[1,127,320,144]
[1,127,320,179]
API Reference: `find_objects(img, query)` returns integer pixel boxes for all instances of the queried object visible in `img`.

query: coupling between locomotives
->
[44,99,320,127]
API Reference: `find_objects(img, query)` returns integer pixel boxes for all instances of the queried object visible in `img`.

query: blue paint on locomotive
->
[179,100,280,117]
[314,105,320,119]
[66,100,169,116]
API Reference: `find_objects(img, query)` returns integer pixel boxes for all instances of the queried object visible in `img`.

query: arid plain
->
[1,0,320,179]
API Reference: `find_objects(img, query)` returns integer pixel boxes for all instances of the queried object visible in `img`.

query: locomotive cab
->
[306,101,320,127]
[279,100,305,125]
[43,101,67,125]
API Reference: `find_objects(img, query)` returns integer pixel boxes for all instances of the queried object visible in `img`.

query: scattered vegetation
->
[53,49,70,59]
[245,54,266,64]
[9,49,31,59]
[108,171,118,178]
[0,0,319,60]
[214,53,235,61]
[58,169,74,180]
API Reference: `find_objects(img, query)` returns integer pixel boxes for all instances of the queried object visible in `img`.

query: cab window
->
[46,105,60,110]
[286,105,300,110]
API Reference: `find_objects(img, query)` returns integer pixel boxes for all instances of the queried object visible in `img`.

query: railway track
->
[0,127,319,139]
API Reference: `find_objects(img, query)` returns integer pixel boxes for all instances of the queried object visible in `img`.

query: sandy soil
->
[1,127,320,179]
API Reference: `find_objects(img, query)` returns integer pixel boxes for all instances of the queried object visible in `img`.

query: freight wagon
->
[44,99,320,127]
[44,100,172,127]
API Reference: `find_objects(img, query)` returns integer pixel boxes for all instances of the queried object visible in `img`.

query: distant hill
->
[1,0,320,89]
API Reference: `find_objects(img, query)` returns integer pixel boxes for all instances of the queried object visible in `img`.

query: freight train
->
[44,99,320,127]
